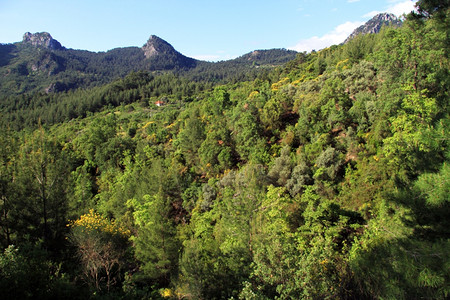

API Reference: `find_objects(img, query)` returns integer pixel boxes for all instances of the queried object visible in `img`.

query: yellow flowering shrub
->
[271,77,290,91]
[68,209,130,291]
[248,90,260,99]
[68,209,130,237]
[142,120,155,129]
[292,75,306,85]
[335,58,349,71]
[160,288,173,298]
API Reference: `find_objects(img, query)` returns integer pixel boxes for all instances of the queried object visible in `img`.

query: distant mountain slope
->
[344,13,402,43]
[184,48,298,83]
[235,49,298,65]
[0,33,198,95]
[0,32,297,95]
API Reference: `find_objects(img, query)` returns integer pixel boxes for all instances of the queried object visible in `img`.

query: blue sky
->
[0,0,417,61]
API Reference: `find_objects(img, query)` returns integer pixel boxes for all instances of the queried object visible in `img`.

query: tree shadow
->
[350,163,450,299]
[0,44,16,67]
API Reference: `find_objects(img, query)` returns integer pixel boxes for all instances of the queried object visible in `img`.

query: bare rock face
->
[344,13,402,43]
[141,35,176,58]
[249,50,261,60]
[22,32,64,50]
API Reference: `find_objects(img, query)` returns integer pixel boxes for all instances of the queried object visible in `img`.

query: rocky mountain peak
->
[22,32,64,50]
[142,35,176,59]
[344,13,402,43]
[249,50,261,60]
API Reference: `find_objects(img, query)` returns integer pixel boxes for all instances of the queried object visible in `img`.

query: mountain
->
[234,49,298,65]
[0,32,297,95]
[141,35,197,70]
[22,32,64,50]
[0,32,196,94]
[142,35,180,59]
[344,13,402,43]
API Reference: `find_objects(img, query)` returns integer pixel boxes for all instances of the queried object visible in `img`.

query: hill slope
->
[0,4,448,299]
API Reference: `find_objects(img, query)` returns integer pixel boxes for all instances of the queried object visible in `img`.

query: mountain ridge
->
[344,13,403,44]
[0,32,297,95]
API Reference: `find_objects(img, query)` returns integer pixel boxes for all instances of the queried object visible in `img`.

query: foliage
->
[0,9,448,299]
[68,209,130,292]
[0,244,81,299]
[129,193,180,286]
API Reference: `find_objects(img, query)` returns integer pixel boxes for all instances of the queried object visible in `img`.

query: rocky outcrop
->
[140,35,197,70]
[141,35,176,59]
[22,32,64,50]
[344,13,402,43]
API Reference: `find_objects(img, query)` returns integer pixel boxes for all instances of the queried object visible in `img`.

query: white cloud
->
[288,21,364,53]
[364,1,417,18]
[386,0,417,16]
[347,0,360,3]
[363,10,382,18]
[362,1,416,19]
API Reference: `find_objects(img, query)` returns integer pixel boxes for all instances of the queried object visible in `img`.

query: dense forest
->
[0,1,449,299]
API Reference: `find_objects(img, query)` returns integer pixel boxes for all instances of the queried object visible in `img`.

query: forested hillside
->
[0,33,296,96]
[0,1,448,299]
